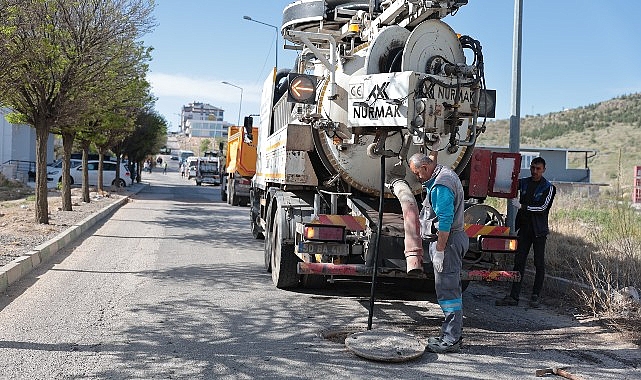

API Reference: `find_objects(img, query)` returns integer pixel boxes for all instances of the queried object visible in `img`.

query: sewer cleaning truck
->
[251,0,522,289]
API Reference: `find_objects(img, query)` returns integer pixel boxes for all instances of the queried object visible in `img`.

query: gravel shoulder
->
[0,184,137,267]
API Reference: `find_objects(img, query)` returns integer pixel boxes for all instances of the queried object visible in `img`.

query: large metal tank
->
[304,21,474,196]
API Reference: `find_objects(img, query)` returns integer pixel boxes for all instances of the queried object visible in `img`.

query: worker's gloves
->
[510,198,521,209]
[430,245,445,273]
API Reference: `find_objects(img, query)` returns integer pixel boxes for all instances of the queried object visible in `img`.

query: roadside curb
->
[0,183,148,293]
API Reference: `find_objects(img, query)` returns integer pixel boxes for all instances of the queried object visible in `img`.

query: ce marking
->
[350,83,364,99]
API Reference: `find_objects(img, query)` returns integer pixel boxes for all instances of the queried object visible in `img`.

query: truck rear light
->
[478,235,518,253]
[303,224,345,242]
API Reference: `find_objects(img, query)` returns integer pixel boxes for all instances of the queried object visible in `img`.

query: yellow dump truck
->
[221,119,258,207]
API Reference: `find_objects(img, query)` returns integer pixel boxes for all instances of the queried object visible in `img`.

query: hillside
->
[476,93,641,198]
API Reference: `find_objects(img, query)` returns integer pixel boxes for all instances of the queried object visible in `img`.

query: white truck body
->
[251,0,520,290]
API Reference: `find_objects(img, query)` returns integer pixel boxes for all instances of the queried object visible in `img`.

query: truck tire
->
[263,199,274,271]
[231,180,240,206]
[251,209,264,240]
[221,182,227,202]
[271,208,300,288]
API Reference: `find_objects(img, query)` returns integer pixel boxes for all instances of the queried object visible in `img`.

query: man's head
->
[409,153,436,183]
[530,157,546,181]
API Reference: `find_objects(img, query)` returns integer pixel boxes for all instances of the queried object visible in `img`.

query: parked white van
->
[185,156,198,179]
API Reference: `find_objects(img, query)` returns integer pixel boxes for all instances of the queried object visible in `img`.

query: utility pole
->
[507,0,523,231]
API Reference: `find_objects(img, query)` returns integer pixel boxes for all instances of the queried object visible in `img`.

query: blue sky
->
[145,1,641,132]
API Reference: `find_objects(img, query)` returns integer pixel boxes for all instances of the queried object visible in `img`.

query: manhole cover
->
[345,329,426,362]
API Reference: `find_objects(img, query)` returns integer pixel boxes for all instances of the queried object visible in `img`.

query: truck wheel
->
[231,180,240,206]
[263,230,272,272]
[196,181,202,186]
[263,200,274,271]
[271,211,300,289]
[221,186,227,201]
[251,209,264,240]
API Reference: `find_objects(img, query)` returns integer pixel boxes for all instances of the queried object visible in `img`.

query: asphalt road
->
[0,163,639,379]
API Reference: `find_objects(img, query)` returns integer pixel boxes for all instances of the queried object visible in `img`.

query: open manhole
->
[321,327,365,344]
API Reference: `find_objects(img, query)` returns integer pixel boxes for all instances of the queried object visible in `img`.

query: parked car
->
[47,160,130,188]
[185,156,198,179]
[48,158,82,169]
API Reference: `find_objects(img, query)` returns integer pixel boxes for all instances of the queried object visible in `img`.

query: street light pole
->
[507,0,523,231]
[221,81,243,126]
[243,15,278,70]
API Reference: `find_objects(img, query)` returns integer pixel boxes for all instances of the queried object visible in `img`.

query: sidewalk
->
[0,182,148,293]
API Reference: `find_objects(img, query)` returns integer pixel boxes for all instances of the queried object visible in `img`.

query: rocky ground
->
[0,182,133,267]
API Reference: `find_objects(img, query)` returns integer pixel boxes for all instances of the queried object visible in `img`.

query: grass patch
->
[546,192,641,330]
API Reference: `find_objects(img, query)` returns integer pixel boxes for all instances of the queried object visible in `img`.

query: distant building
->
[185,119,230,139]
[0,108,54,183]
[179,102,225,135]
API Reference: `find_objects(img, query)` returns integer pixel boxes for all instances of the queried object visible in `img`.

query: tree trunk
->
[113,146,122,188]
[34,125,50,224]
[81,142,90,203]
[61,132,75,211]
[98,150,104,192]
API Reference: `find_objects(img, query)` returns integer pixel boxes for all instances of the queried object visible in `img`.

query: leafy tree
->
[54,46,152,208]
[122,110,167,182]
[200,139,212,154]
[0,0,155,223]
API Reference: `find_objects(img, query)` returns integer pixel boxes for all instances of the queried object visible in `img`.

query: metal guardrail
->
[1,160,36,181]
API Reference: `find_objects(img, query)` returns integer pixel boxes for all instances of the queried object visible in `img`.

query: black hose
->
[367,155,385,330]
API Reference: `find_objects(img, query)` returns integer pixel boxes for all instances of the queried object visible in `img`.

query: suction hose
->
[390,178,424,274]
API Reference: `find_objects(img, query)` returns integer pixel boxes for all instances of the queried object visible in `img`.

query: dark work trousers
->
[424,230,469,344]
[510,224,547,300]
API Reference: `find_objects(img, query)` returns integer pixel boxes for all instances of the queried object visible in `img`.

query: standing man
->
[409,151,469,354]
[496,157,556,308]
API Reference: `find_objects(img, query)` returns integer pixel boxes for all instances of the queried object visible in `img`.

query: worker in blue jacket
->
[497,157,556,308]
[409,151,468,353]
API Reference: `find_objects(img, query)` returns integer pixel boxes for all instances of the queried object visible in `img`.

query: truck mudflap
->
[297,262,521,282]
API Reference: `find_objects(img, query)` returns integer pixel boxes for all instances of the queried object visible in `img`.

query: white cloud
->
[148,72,262,104]
[148,72,265,129]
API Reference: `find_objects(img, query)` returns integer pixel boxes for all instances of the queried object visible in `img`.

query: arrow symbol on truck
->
[291,78,314,97]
